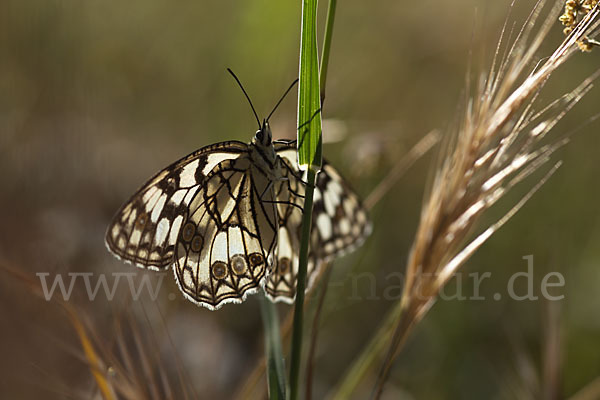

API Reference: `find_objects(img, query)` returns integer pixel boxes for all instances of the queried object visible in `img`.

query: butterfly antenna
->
[227,68,261,129]
[266,78,299,122]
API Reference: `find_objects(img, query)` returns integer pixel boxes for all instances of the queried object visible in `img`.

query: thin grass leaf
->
[568,376,600,400]
[304,267,332,400]
[289,0,322,398]
[0,262,117,400]
[66,308,117,400]
[297,0,322,171]
[259,292,287,400]
[319,0,337,105]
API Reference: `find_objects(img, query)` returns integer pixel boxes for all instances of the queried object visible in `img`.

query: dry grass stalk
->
[1,261,195,400]
[359,1,600,398]
[568,376,600,400]
[0,262,117,400]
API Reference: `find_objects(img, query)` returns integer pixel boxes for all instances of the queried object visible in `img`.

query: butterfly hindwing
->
[173,154,279,309]
[265,141,372,302]
[265,146,310,301]
[312,162,371,259]
[105,141,248,270]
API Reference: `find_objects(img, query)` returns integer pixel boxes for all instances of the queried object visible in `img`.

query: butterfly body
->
[106,123,371,310]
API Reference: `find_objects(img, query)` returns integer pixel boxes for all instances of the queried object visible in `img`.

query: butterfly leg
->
[262,199,304,213]
[259,177,305,212]
[260,189,305,213]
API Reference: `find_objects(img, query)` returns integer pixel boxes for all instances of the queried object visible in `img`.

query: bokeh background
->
[1,0,599,399]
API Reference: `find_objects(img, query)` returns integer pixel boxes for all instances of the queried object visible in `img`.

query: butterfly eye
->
[256,130,264,142]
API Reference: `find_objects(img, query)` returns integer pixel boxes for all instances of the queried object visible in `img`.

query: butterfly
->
[105,75,371,310]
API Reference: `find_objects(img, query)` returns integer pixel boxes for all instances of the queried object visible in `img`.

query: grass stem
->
[289,0,323,397]
[259,292,287,400]
[320,0,337,105]
[289,169,317,400]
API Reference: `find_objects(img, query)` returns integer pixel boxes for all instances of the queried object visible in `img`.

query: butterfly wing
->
[106,137,370,309]
[265,140,372,301]
[173,154,279,310]
[265,145,309,301]
[105,141,249,270]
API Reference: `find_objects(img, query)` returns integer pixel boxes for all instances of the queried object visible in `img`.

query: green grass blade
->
[289,0,322,398]
[320,0,337,104]
[288,168,316,400]
[297,0,322,171]
[259,292,287,400]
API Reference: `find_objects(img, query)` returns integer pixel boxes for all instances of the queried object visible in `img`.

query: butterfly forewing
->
[104,141,248,270]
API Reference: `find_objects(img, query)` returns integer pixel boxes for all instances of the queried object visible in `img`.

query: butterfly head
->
[253,120,273,148]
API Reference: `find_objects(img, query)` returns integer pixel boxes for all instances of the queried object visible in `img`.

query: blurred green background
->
[1,0,599,399]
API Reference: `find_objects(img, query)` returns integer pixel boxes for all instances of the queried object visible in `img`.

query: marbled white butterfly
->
[105,74,371,310]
